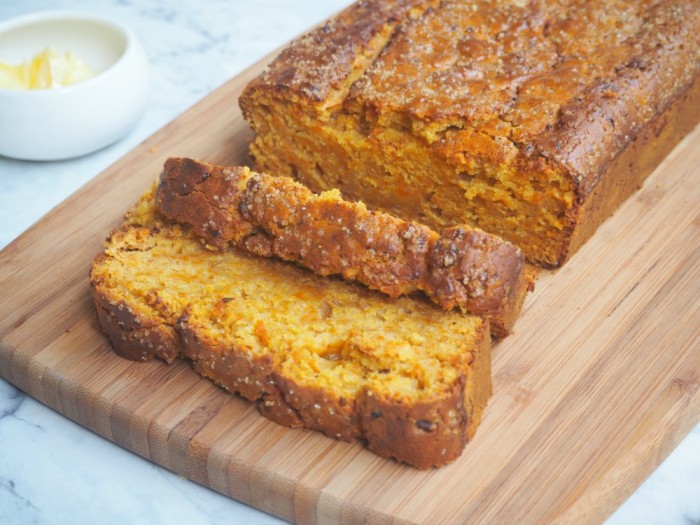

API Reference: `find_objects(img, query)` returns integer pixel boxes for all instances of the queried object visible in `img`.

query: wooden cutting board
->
[1,51,699,524]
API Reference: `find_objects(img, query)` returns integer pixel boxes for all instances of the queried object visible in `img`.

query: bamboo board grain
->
[1,53,699,524]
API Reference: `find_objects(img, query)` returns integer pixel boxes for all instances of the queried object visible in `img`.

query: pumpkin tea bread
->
[90,188,492,468]
[240,0,700,267]
[155,157,532,337]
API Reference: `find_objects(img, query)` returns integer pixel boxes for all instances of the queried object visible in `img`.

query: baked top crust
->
[255,0,439,102]
[247,0,700,196]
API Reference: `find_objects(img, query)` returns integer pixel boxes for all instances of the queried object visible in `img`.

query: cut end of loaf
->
[243,92,576,267]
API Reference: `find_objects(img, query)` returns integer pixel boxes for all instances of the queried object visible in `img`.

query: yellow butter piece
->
[0,48,96,90]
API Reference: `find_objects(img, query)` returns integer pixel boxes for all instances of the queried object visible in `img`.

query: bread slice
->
[240,0,700,267]
[155,157,532,337]
[90,186,492,468]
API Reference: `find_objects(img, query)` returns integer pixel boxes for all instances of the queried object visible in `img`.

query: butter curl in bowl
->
[0,10,151,160]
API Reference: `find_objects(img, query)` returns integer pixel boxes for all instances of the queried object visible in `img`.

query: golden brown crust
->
[529,1,699,197]
[156,157,531,336]
[246,0,438,103]
[241,0,700,266]
[564,73,700,262]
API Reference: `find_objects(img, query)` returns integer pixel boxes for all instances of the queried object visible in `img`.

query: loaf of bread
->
[155,157,532,337]
[240,0,700,267]
[90,186,492,468]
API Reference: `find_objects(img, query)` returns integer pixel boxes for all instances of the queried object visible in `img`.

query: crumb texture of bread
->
[241,0,700,267]
[90,191,492,468]
[155,157,532,336]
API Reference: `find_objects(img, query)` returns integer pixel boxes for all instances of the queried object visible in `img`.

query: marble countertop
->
[0,1,698,524]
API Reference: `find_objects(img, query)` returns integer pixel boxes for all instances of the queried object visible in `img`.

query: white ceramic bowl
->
[0,10,151,160]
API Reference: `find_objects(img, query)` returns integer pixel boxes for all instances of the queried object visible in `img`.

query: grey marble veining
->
[0,1,698,524]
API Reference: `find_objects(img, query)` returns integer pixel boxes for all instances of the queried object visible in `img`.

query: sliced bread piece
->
[90,187,492,468]
[156,157,532,337]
